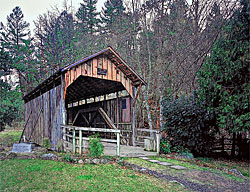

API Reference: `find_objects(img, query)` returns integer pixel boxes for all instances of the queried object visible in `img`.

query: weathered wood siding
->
[64,55,133,98]
[24,84,64,149]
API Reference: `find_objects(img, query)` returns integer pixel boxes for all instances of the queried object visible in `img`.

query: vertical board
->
[87,60,92,76]
[97,56,103,79]
[93,58,98,78]
[76,66,81,79]
[108,59,112,80]
[112,62,116,81]
[103,56,108,80]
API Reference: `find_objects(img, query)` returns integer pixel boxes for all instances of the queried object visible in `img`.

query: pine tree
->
[76,0,100,34]
[101,0,125,34]
[198,0,250,132]
[3,6,30,57]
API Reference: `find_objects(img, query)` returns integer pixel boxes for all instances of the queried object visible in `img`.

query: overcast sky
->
[0,0,106,34]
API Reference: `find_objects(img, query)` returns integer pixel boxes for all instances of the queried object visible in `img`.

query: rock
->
[12,143,32,153]
[0,146,4,152]
[116,158,122,163]
[0,152,7,160]
[7,152,17,159]
[84,159,91,164]
[170,165,187,170]
[92,158,100,164]
[139,157,150,160]
[40,153,57,160]
[140,168,147,173]
[78,159,83,164]
[158,162,173,166]
[170,180,184,187]
[178,152,194,160]
[34,147,48,153]
[229,168,243,177]
[148,159,160,163]
[16,155,33,159]
[101,159,109,164]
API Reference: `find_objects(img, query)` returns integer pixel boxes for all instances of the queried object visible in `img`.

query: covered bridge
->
[22,47,159,155]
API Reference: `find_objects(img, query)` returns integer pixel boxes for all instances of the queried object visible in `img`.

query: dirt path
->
[122,161,250,192]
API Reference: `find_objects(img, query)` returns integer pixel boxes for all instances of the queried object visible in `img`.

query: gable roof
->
[62,46,146,86]
[23,47,145,102]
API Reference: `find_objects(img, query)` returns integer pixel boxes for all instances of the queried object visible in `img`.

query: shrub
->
[160,140,171,154]
[63,154,74,163]
[43,138,51,149]
[161,92,218,156]
[89,134,104,157]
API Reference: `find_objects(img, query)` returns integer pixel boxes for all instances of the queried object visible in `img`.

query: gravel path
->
[122,161,250,192]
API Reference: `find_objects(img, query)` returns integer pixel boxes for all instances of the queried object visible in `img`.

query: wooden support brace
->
[132,82,142,107]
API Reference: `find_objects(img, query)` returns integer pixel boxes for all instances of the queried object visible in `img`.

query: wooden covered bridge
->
[21,47,159,156]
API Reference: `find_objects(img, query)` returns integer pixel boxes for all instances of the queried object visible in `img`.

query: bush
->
[43,138,51,149]
[89,134,104,157]
[62,154,74,163]
[162,92,218,156]
[160,140,171,154]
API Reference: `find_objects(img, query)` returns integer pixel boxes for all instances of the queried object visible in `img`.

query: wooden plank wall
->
[65,56,133,98]
[24,83,64,149]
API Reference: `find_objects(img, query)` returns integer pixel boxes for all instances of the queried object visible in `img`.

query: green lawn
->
[0,159,185,192]
[0,130,22,147]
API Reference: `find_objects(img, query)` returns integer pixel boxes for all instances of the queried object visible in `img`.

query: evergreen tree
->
[101,0,125,34]
[0,46,23,131]
[0,6,36,96]
[2,6,30,56]
[76,0,100,34]
[198,0,250,132]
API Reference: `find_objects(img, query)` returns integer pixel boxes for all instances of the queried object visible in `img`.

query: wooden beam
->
[61,125,120,133]
[132,82,143,107]
[98,107,117,130]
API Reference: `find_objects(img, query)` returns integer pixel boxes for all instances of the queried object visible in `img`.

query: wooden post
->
[132,87,136,146]
[79,130,82,155]
[117,132,120,157]
[61,74,66,141]
[73,128,76,153]
[116,92,119,129]
[62,126,66,151]
[156,131,160,155]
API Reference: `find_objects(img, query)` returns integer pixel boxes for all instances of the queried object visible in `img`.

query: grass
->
[0,130,22,147]
[149,156,248,182]
[196,157,250,178]
[0,159,186,192]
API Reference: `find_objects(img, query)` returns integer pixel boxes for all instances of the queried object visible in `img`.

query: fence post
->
[62,126,66,151]
[73,128,76,154]
[156,131,160,155]
[79,130,82,155]
[117,132,120,157]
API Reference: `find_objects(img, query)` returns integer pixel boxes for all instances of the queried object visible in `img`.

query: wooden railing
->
[136,128,160,154]
[61,125,121,156]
